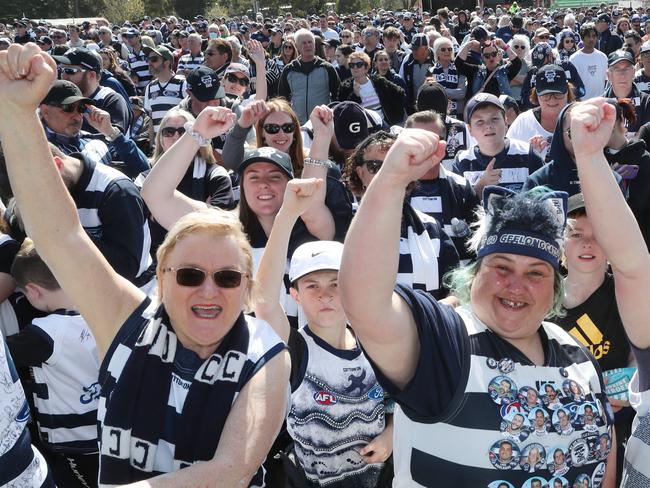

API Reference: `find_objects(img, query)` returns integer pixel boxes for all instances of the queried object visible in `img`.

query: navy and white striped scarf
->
[99,304,272,485]
[430,63,460,116]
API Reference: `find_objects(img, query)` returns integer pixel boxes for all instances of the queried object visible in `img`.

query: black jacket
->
[597,29,623,56]
[602,84,650,135]
[604,139,650,251]
[338,74,406,125]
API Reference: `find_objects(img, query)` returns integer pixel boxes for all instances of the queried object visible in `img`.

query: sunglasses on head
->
[263,122,296,134]
[349,61,366,68]
[61,66,86,75]
[226,73,250,86]
[161,126,186,137]
[164,266,246,288]
[362,159,382,173]
[483,51,498,58]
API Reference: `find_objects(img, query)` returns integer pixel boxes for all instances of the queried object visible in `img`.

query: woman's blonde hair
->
[151,108,215,166]
[156,208,259,311]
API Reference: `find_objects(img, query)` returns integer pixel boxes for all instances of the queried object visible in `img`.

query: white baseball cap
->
[289,241,343,283]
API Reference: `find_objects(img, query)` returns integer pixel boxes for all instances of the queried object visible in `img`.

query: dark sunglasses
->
[161,126,186,137]
[438,47,453,52]
[513,45,525,49]
[349,61,366,68]
[362,159,382,173]
[59,103,87,114]
[164,267,246,288]
[263,122,296,134]
[61,66,86,75]
[483,51,499,58]
[226,73,250,86]
[148,56,161,62]
[283,44,294,49]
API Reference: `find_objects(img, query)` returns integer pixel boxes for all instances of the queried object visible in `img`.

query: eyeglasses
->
[564,39,575,43]
[349,61,366,68]
[263,122,296,134]
[538,35,550,39]
[161,126,186,137]
[148,56,161,62]
[483,51,499,58]
[58,103,86,114]
[539,92,566,100]
[226,73,250,86]
[513,45,525,49]
[60,67,86,75]
[163,267,247,288]
[362,159,383,173]
[283,44,294,49]
[438,47,453,52]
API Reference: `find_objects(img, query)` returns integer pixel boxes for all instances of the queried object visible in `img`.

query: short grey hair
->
[294,28,315,45]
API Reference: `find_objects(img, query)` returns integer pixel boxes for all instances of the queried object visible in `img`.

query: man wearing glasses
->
[54,48,132,136]
[596,13,623,55]
[360,26,382,61]
[603,49,650,136]
[143,45,187,135]
[125,28,152,95]
[38,80,148,179]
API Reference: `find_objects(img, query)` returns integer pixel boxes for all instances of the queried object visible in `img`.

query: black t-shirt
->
[555,274,631,372]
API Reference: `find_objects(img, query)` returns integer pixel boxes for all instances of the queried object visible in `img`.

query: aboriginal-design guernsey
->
[0,338,51,487]
[287,326,385,487]
[384,286,613,488]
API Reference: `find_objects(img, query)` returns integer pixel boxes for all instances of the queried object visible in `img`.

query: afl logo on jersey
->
[368,384,384,400]
[314,391,338,405]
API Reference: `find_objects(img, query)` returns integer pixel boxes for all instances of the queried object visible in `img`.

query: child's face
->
[291,270,345,328]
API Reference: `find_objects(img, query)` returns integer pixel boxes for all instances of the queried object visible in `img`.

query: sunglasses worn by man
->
[226,73,249,86]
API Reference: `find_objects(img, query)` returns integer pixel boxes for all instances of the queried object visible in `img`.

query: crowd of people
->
[0,3,650,488]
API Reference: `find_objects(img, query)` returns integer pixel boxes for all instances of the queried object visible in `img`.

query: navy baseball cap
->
[238,147,294,178]
[535,65,568,95]
[53,48,102,73]
[186,67,226,101]
[465,93,504,122]
[331,101,369,150]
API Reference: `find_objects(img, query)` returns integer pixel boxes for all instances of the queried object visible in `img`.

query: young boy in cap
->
[7,240,100,488]
[255,177,392,488]
[452,93,543,196]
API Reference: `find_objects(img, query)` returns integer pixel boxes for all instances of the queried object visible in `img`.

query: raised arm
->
[221,100,268,170]
[0,44,144,358]
[339,129,447,389]
[571,98,650,348]
[301,105,336,240]
[247,40,267,102]
[255,178,323,343]
[141,107,236,230]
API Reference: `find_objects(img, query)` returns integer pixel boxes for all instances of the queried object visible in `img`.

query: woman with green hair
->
[339,125,616,486]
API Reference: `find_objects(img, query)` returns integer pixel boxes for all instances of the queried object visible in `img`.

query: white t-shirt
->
[569,49,608,100]
[358,80,382,113]
[507,109,553,160]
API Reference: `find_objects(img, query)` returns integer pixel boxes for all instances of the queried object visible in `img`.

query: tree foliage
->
[101,0,146,23]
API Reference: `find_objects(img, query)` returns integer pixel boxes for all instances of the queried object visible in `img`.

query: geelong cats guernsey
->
[97,298,286,486]
[384,286,613,488]
[287,326,385,487]
[29,311,100,452]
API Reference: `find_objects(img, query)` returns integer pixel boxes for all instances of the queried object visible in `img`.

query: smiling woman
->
[339,126,616,487]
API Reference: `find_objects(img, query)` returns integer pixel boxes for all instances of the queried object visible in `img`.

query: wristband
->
[303,157,330,168]
[184,122,211,147]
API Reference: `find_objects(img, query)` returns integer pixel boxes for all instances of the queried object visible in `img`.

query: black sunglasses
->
[164,267,246,288]
[349,61,366,68]
[263,122,296,134]
[161,126,186,137]
[362,159,382,173]
[60,103,87,114]
[283,44,294,49]
[226,73,250,86]
[61,66,86,75]
[483,51,499,58]
[438,47,453,52]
